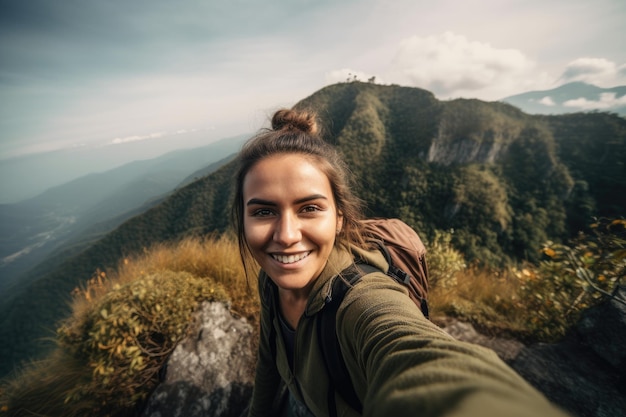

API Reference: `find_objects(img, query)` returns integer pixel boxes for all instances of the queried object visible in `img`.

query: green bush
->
[3,270,228,417]
[58,270,228,415]
[520,218,626,340]
[426,229,467,289]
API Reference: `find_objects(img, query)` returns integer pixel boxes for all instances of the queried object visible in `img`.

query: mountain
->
[0,134,248,294]
[1,81,624,378]
[0,129,240,204]
[500,82,626,116]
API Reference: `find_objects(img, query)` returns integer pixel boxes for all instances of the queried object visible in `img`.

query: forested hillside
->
[1,81,624,378]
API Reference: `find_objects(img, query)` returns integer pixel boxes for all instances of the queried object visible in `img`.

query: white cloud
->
[564,92,626,110]
[109,128,210,145]
[559,58,626,86]
[538,96,556,106]
[383,32,548,100]
[111,131,167,145]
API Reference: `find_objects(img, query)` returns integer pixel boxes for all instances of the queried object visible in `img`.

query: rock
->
[576,286,626,371]
[438,317,524,362]
[441,287,626,417]
[510,286,626,417]
[140,301,256,417]
[511,339,625,417]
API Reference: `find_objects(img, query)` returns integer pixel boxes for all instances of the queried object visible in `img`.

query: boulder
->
[576,286,626,371]
[438,317,524,362]
[140,301,256,417]
[509,286,626,417]
[440,287,626,417]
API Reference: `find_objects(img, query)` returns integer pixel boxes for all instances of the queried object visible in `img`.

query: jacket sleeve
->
[335,273,570,417]
[248,278,283,417]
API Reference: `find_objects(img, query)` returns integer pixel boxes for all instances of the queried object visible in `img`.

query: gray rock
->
[440,318,524,362]
[576,286,626,371]
[140,301,256,417]
[442,287,626,417]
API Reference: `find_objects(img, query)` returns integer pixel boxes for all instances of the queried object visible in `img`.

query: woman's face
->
[242,153,342,292]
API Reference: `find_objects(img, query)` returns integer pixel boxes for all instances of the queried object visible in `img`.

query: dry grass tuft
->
[70,234,259,326]
[429,266,530,338]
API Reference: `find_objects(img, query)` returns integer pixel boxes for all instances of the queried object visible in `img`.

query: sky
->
[1,0,625,163]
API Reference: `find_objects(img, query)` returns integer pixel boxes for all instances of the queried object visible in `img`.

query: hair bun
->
[271,109,319,135]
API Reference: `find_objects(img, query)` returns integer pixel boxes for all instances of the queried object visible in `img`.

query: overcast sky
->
[1,0,625,160]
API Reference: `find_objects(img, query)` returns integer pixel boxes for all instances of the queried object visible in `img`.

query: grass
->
[71,233,259,325]
[429,266,532,340]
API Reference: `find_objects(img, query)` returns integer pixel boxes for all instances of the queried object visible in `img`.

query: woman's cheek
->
[245,222,270,250]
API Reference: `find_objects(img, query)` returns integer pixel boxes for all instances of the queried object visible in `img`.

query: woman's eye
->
[252,208,274,217]
[301,205,321,213]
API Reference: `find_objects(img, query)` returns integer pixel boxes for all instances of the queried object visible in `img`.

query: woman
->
[232,108,568,417]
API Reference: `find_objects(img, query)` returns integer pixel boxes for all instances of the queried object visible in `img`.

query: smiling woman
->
[230,108,570,417]
[243,153,343,328]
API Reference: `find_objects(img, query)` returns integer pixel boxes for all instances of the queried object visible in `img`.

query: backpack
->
[317,218,429,416]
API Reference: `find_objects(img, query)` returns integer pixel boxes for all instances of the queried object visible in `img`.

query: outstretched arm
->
[337,273,569,417]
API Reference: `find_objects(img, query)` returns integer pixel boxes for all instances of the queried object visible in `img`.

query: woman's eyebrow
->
[294,194,328,204]
[246,194,328,206]
[246,198,276,206]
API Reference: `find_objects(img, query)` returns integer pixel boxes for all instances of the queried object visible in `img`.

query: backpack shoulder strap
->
[318,263,377,416]
[263,277,279,374]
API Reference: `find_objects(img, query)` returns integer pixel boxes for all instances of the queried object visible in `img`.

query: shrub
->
[519,217,626,340]
[426,229,466,289]
[1,236,248,417]
[57,270,228,414]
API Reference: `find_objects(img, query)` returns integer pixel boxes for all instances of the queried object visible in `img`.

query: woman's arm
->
[337,273,569,417]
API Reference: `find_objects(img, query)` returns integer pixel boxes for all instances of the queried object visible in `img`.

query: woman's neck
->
[278,284,313,330]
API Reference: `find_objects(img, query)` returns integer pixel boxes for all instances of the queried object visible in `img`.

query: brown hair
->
[232,108,368,277]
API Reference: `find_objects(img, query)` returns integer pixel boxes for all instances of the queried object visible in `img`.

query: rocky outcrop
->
[441,287,626,417]
[510,287,626,417]
[427,132,509,166]
[140,301,256,417]
[437,318,525,362]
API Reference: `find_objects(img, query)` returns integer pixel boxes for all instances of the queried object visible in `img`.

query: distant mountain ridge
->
[501,81,626,116]
[1,81,624,377]
[0,134,247,294]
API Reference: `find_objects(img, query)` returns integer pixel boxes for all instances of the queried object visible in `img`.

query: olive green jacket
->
[248,244,569,417]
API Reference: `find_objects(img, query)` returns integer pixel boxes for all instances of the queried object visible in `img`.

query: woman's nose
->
[274,213,302,246]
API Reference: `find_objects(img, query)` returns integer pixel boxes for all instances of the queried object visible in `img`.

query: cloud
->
[111,132,167,145]
[384,32,546,100]
[559,58,626,86]
[109,128,204,145]
[538,96,556,106]
[564,92,626,110]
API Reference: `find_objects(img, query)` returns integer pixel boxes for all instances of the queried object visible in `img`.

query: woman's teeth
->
[272,252,311,264]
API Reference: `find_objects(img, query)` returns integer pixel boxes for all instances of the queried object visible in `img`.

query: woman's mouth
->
[271,251,311,264]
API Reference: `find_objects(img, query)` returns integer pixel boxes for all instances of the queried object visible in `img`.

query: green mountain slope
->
[1,81,624,378]
[0,135,247,293]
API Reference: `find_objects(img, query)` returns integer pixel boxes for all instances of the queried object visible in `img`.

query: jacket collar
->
[304,243,389,316]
